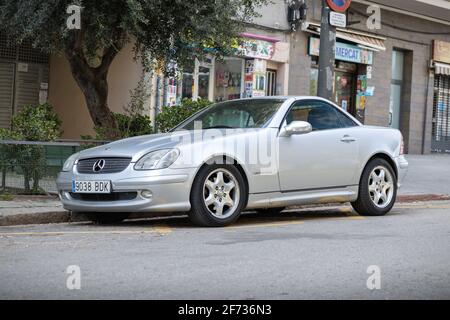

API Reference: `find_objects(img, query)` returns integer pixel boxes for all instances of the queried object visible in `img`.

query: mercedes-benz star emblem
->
[93,159,106,172]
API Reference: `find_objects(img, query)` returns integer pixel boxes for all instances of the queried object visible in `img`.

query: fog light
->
[141,190,153,199]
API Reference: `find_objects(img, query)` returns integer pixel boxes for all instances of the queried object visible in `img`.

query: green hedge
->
[155,99,212,133]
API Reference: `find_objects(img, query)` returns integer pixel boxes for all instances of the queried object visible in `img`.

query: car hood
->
[77,129,264,162]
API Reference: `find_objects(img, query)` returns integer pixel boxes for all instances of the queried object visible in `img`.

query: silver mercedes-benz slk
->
[57,97,408,227]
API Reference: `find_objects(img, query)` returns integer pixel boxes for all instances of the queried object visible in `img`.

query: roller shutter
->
[0,62,14,129]
[431,74,450,153]
[14,63,49,114]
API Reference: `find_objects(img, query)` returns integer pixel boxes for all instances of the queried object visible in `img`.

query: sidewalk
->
[1,154,449,226]
[400,154,450,195]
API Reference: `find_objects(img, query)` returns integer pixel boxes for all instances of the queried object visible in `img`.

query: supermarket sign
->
[327,0,352,13]
[309,37,373,65]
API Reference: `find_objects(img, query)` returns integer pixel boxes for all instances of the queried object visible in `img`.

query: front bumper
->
[395,155,409,188]
[56,165,196,213]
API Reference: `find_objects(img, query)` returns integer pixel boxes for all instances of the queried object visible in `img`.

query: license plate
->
[72,180,111,193]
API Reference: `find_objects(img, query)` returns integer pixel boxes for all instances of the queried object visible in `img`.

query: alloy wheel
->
[203,168,240,219]
[368,166,394,208]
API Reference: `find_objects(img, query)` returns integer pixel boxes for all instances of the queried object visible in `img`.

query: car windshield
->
[174,99,286,131]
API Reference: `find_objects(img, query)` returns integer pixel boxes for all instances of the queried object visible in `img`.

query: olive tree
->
[0,0,266,139]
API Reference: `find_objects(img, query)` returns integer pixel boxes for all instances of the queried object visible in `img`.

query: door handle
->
[341,135,356,143]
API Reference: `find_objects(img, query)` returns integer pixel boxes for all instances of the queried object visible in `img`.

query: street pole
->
[317,0,336,100]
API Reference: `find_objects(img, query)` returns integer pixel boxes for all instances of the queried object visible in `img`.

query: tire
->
[86,212,130,224]
[351,158,397,216]
[256,207,286,215]
[189,164,248,227]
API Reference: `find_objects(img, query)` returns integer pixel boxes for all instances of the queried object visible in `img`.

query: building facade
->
[1,0,450,154]
[257,0,450,154]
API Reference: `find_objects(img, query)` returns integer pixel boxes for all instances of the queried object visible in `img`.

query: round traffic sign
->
[326,0,352,13]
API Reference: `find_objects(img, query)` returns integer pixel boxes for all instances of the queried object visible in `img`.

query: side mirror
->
[280,121,312,137]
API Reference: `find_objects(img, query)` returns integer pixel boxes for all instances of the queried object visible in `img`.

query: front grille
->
[70,192,138,202]
[76,157,131,174]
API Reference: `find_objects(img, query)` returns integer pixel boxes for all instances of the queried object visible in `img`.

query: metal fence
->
[0,140,108,195]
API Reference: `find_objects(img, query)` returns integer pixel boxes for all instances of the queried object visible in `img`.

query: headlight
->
[134,149,180,170]
[62,153,78,172]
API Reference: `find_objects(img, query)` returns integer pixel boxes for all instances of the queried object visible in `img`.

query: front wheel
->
[189,164,247,227]
[351,158,397,216]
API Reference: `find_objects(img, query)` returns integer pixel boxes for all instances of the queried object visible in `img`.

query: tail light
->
[400,135,405,155]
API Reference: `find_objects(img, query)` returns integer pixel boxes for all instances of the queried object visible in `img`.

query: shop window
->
[214,58,244,102]
[198,66,210,100]
[181,61,194,99]
[310,68,318,96]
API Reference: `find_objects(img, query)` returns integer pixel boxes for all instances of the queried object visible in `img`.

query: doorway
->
[266,69,277,96]
[334,71,355,114]
[334,61,357,115]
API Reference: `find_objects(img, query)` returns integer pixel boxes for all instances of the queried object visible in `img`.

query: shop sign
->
[433,40,450,65]
[236,38,274,60]
[327,0,352,13]
[329,11,347,28]
[309,37,373,65]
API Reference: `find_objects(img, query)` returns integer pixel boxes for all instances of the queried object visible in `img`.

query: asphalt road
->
[1,202,449,300]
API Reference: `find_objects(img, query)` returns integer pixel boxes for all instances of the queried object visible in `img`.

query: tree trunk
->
[65,37,121,140]
[70,68,119,140]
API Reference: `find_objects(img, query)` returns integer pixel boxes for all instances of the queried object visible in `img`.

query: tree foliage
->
[0,0,266,138]
[0,104,62,194]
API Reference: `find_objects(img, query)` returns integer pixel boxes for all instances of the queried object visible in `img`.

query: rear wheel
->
[86,212,130,224]
[189,164,247,227]
[351,158,397,216]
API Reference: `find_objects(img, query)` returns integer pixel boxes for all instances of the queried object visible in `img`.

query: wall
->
[346,2,450,154]
[48,42,143,139]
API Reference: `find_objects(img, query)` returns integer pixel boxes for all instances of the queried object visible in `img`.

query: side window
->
[286,101,342,131]
[334,109,357,128]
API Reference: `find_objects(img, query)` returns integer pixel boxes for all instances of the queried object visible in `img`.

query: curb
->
[0,210,180,227]
[1,194,449,227]
[0,211,72,226]
[397,194,450,202]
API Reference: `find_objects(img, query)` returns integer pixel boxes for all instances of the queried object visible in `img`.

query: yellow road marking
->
[345,216,366,220]
[152,224,172,235]
[227,220,305,230]
[338,207,354,213]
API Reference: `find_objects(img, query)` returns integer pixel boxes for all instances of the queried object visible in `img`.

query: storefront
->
[306,24,385,123]
[165,34,290,106]
[431,40,450,153]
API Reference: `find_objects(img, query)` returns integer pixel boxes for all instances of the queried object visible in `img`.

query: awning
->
[434,61,450,75]
[306,23,386,52]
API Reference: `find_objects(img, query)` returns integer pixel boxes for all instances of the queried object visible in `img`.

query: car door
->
[277,99,359,192]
